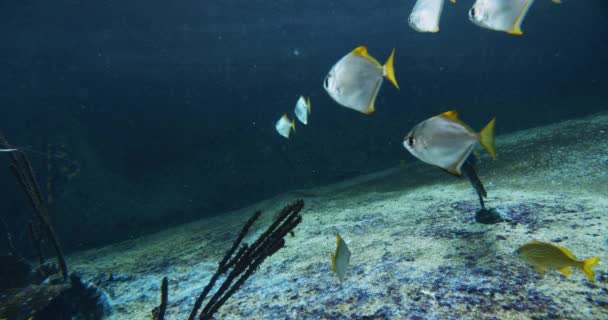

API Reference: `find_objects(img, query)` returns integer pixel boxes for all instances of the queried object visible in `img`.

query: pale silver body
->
[469,0,534,35]
[403,115,478,175]
[332,234,351,284]
[275,115,294,139]
[294,96,310,125]
[409,0,445,33]
[323,53,383,114]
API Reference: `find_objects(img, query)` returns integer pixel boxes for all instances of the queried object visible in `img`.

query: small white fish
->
[275,114,295,139]
[331,233,351,284]
[294,96,311,125]
[468,0,535,35]
[323,46,399,115]
[409,0,446,33]
[0,148,18,152]
[403,111,496,175]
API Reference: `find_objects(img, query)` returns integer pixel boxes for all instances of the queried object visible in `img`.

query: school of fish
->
[268,0,599,285]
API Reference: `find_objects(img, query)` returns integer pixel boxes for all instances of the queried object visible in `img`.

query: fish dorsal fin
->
[439,110,477,132]
[331,233,343,272]
[352,45,381,68]
[558,246,577,260]
[440,110,460,121]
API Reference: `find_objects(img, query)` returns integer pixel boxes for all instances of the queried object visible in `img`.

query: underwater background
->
[1,0,607,260]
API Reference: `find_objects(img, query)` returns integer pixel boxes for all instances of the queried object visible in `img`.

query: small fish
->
[468,0,534,35]
[294,96,311,125]
[331,233,351,284]
[409,0,446,33]
[403,111,496,175]
[516,240,600,281]
[0,148,18,152]
[323,46,399,115]
[275,114,295,139]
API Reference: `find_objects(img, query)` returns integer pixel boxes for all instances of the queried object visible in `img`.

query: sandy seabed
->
[69,112,608,320]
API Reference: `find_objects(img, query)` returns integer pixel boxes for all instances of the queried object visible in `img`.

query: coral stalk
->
[0,132,68,282]
[186,199,304,320]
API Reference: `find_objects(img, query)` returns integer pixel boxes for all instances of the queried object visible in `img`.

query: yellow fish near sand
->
[331,233,351,284]
[323,46,399,115]
[516,240,600,281]
[403,111,496,175]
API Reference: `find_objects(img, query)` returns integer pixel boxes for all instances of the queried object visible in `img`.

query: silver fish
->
[409,0,448,33]
[469,0,535,35]
[323,46,399,115]
[275,114,295,139]
[403,111,496,175]
[294,96,311,125]
[331,233,351,284]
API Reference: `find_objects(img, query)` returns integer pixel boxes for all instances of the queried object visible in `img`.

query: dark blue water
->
[1,0,607,251]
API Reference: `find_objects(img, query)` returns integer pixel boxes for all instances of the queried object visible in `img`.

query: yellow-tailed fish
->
[516,240,600,281]
[468,0,535,35]
[294,95,311,125]
[275,114,295,139]
[403,111,496,175]
[323,46,399,115]
[331,233,351,284]
[409,0,446,33]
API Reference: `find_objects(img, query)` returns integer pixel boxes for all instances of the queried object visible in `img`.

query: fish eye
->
[469,8,476,18]
[407,136,415,147]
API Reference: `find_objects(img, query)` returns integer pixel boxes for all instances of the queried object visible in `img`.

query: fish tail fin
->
[383,48,399,90]
[291,119,296,133]
[479,117,496,158]
[582,257,600,281]
[307,97,311,113]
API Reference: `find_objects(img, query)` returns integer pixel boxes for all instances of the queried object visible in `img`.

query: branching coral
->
[153,199,304,320]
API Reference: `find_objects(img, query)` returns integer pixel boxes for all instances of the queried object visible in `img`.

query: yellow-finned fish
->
[294,95,311,125]
[516,240,601,281]
[468,0,535,35]
[331,233,351,284]
[323,46,399,115]
[275,114,295,139]
[403,111,496,175]
[409,0,446,33]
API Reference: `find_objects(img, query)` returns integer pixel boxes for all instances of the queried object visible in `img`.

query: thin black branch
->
[0,132,68,282]
[153,276,169,320]
[1,216,17,256]
[196,199,304,320]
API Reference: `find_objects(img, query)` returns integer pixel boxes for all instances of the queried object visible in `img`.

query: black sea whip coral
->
[152,199,304,320]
